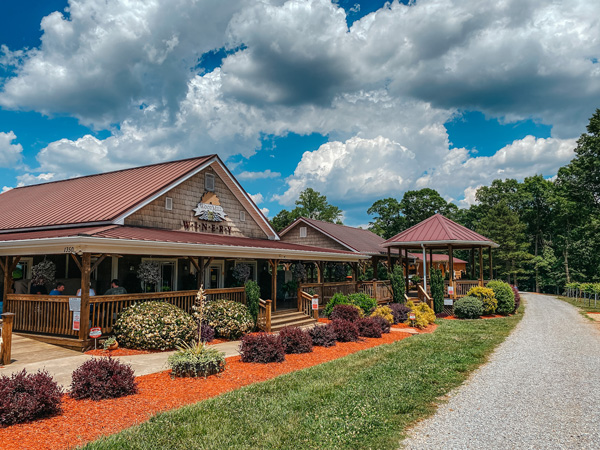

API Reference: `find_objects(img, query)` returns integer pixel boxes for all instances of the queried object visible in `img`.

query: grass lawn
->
[558,295,600,314]
[84,314,522,450]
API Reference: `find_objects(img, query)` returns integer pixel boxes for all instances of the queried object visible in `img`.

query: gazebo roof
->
[382,214,498,249]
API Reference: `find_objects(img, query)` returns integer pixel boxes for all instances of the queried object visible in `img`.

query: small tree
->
[389,264,406,303]
[430,268,444,314]
[245,280,260,326]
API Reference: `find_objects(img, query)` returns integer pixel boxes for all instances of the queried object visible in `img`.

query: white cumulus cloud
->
[0,131,23,167]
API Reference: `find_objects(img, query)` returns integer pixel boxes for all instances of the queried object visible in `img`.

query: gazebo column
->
[479,246,484,287]
[79,252,91,342]
[471,249,475,279]
[371,256,379,280]
[488,247,493,281]
[422,246,427,293]
[404,248,409,294]
[2,256,21,302]
[449,245,455,299]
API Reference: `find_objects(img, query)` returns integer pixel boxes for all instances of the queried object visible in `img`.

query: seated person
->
[104,279,127,295]
[76,284,96,296]
[49,282,65,295]
[30,283,48,295]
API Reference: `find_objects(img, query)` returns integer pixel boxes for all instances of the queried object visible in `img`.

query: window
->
[165,197,173,210]
[240,211,246,222]
[205,172,215,191]
[300,226,307,238]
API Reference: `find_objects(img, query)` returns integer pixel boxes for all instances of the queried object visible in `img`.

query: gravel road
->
[401,293,600,449]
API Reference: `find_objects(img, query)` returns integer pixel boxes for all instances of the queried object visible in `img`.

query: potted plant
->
[103,336,118,351]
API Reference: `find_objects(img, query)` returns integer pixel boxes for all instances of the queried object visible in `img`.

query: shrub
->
[279,327,313,354]
[347,293,377,315]
[430,268,445,314]
[245,281,261,326]
[370,305,394,325]
[389,264,406,303]
[330,319,359,342]
[466,286,497,315]
[240,333,285,363]
[389,303,411,324]
[453,296,484,319]
[357,317,383,338]
[511,285,521,312]
[168,341,226,378]
[487,280,515,316]
[329,304,362,322]
[406,301,436,329]
[0,370,62,426]
[114,301,196,350]
[200,300,254,339]
[324,293,351,317]
[370,315,391,334]
[71,357,137,400]
[309,325,337,347]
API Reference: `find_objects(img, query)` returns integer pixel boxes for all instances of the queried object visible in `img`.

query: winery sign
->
[183,192,232,235]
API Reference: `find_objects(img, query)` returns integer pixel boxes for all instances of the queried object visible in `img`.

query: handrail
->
[417,284,434,310]
[298,290,317,318]
[258,298,272,332]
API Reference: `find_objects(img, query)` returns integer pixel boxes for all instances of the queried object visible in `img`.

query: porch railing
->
[298,280,393,308]
[358,280,393,304]
[5,287,246,338]
[417,284,434,310]
[257,299,272,332]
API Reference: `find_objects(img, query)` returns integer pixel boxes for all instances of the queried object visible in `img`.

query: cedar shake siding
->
[124,164,267,239]
[280,222,349,252]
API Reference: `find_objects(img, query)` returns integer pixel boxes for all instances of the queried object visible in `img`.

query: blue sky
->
[0,0,597,226]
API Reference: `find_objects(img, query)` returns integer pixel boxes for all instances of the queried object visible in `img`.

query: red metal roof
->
[0,225,357,256]
[0,156,214,231]
[280,217,386,254]
[384,214,497,247]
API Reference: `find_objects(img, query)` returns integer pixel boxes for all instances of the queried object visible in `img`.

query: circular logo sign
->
[89,327,102,339]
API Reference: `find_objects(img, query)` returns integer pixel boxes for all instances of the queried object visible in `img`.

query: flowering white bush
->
[113,301,196,350]
[31,260,56,286]
[196,299,254,339]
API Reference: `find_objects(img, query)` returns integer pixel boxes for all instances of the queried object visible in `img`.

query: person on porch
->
[104,279,127,295]
[76,283,96,297]
[49,282,65,295]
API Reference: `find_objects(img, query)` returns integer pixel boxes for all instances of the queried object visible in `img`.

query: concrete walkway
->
[0,334,241,389]
[402,293,600,449]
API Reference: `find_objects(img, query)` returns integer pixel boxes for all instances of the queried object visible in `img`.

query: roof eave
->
[382,240,499,249]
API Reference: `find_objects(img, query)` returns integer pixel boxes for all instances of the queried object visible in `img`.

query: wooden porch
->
[297,280,393,310]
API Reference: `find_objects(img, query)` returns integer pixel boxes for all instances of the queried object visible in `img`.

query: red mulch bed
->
[84,339,230,357]
[444,314,506,320]
[0,329,435,450]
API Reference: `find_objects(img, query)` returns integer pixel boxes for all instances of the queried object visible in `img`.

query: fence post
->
[1,312,15,365]
[265,300,272,333]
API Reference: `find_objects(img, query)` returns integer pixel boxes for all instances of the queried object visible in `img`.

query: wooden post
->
[429,248,433,275]
[449,245,455,299]
[1,312,15,365]
[265,299,272,332]
[313,295,319,321]
[404,248,410,294]
[2,256,12,303]
[79,253,91,342]
[471,248,475,279]
[488,247,493,281]
[479,246,484,287]
[371,256,379,280]
[269,260,279,311]
[188,257,202,289]
[387,248,392,272]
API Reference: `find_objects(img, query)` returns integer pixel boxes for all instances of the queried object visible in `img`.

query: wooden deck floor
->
[0,332,81,368]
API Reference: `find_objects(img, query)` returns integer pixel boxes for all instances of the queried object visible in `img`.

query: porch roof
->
[0,225,366,262]
[383,214,498,249]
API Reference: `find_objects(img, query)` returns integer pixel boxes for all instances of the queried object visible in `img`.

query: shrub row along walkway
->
[402,293,600,449]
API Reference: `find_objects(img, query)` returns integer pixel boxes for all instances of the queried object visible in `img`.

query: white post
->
[422,244,427,293]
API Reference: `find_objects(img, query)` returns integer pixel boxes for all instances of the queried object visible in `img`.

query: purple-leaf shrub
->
[70,357,138,401]
[330,319,359,342]
[370,315,391,334]
[389,303,411,324]
[0,369,62,426]
[200,323,215,343]
[357,317,382,338]
[309,325,337,347]
[329,304,361,322]
[279,326,313,354]
[240,333,285,363]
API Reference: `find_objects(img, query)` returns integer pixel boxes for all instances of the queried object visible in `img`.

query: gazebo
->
[381,214,499,300]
